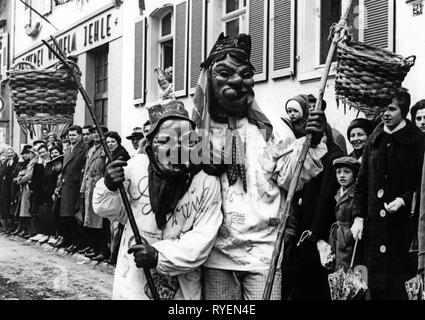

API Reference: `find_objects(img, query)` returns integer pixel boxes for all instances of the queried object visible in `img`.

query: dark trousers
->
[58,217,79,246]
[85,219,110,254]
[38,202,56,236]
[282,240,331,300]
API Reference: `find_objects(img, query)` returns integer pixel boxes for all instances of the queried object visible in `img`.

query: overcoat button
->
[380,210,386,218]
[380,245,387,254]
[377,189,384,199]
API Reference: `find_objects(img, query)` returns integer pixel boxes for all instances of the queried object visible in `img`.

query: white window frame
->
[158,9,174,71]
[221,0,248,36]
[315,0,344,68]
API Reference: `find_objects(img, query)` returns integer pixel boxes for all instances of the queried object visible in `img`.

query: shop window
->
[94,48,109,125]
[319,0,359,65]
[222,0,247,37]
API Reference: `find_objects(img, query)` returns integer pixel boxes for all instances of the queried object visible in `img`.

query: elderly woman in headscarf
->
[0,147,19,233]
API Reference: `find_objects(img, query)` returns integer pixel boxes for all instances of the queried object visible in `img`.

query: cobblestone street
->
[0,233,114,300]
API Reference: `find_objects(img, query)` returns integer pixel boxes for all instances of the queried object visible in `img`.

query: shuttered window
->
[174,1,189,97]
[270,0,295,79]
[94,48,109,126]
[363,0,394,50]
[189,0,207,93]
[134,18,146,104]
[248,0,268,82]
[0,32,9,78]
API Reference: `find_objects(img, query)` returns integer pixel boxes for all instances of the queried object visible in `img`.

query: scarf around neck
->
[146,144,199,230]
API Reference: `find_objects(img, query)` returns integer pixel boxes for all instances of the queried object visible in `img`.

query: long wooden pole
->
[42,37,160,301]
[262,0,354,300]
[18,0,59,31]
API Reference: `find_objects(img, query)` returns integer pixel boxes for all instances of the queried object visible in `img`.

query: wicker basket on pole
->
[335,41,416,121]
[7,60,81,137]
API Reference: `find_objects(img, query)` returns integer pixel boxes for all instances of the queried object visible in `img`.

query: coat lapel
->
[335,185,355,208]
[63,140,85,169]
[90,146,104,165]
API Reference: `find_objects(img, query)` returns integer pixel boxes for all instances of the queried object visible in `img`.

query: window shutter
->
[189,0,206,94]
[134,18,146,104]
[248,0,268,82]
[174,1,189,97]
[270,0,295,79]
[363,0,394,50]
[0,33,9,79]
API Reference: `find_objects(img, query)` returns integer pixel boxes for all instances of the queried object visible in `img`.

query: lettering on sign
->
[84,14,112,47]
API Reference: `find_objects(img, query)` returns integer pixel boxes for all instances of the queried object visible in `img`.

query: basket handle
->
[405,55,416,67]
[9,61,37,71]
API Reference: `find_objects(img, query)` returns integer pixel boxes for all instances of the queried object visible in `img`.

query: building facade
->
[5,0,425,153]
[0,0,13,146]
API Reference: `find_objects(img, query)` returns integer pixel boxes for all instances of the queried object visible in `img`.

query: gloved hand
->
[306,110,327,147]
[104,160,127,191]
[351,217,364,241]
[384,198,405,214]
[317,240,335,270]
[128,244,159,269]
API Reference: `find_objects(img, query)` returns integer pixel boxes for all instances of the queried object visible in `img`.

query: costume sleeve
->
[273,136,327,192]
[92,177,127,225]
[152,175,223,277]
[353,143,370,219]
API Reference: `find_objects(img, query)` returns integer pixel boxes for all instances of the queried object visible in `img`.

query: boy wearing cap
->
[93,100,222,300]
[352,88,425,299]
[321,157,360,271]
